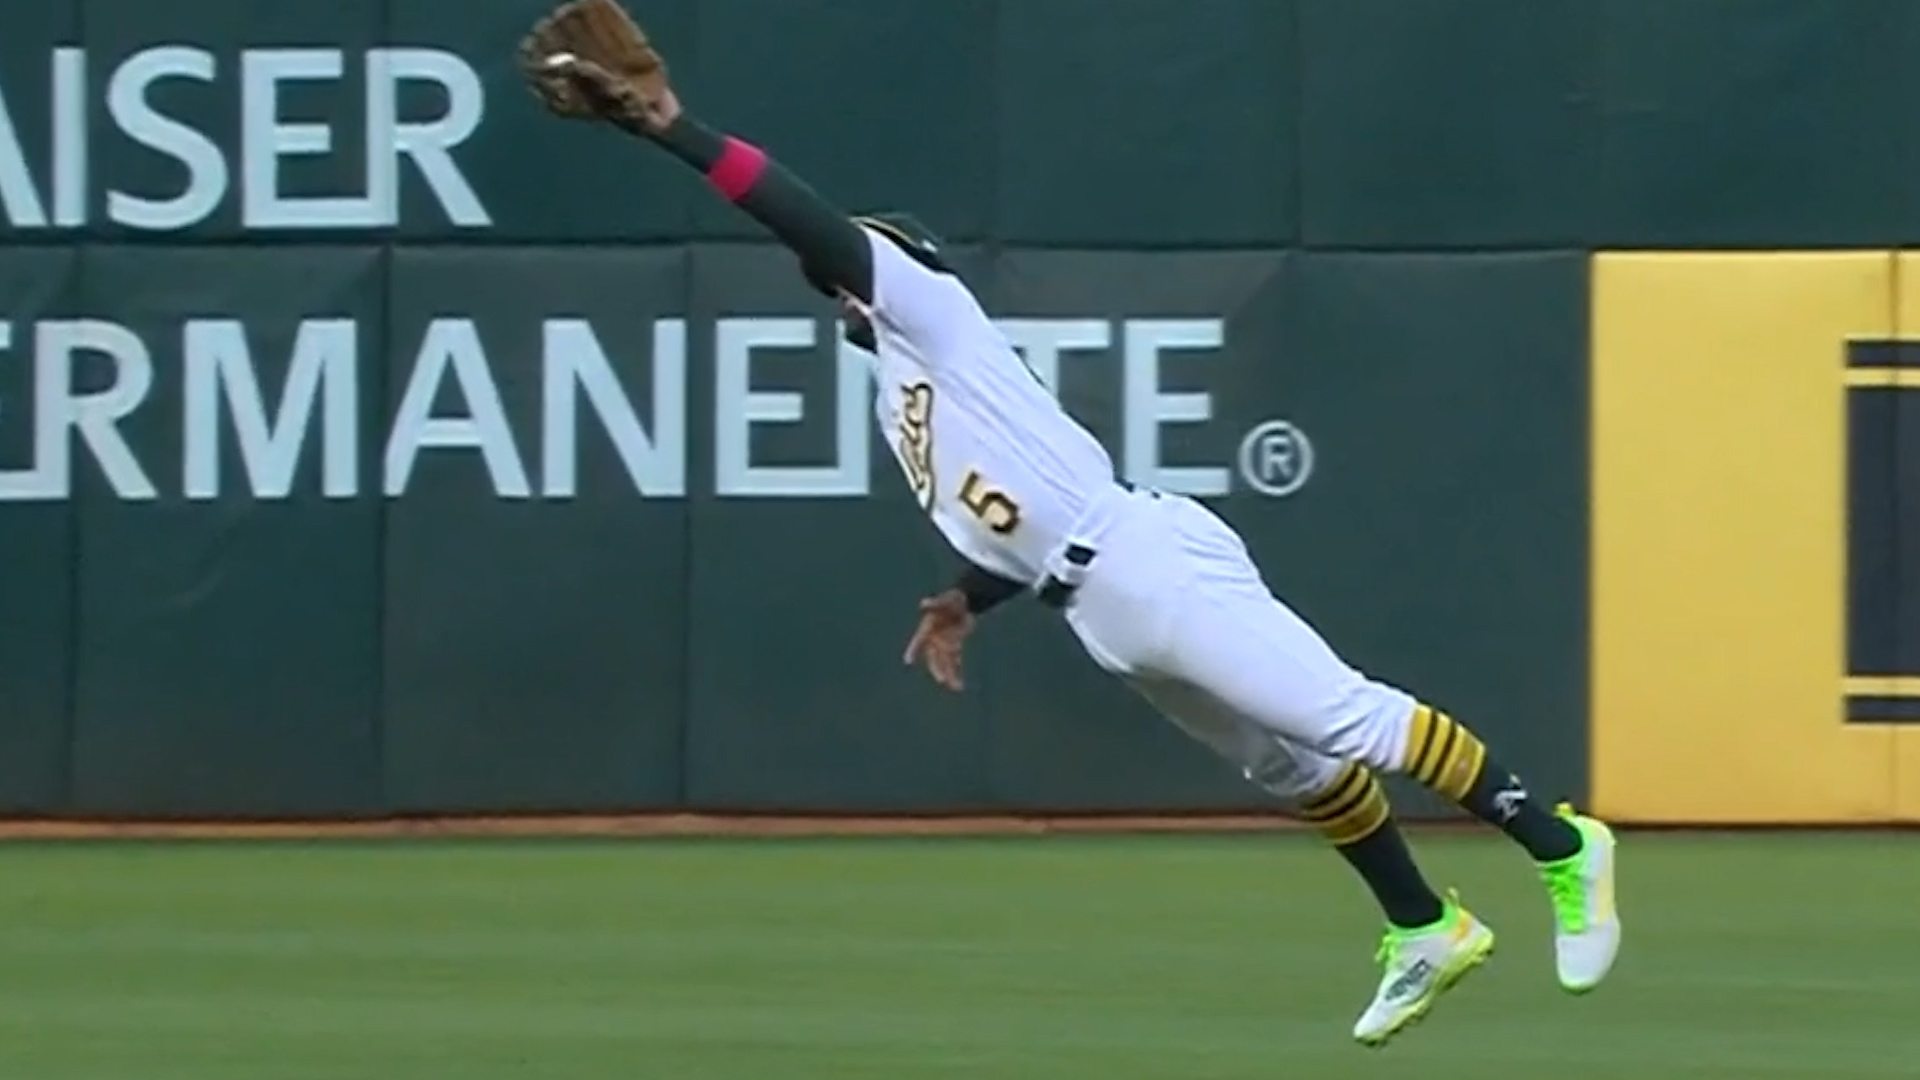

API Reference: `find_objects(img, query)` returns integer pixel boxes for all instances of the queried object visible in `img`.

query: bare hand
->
[903,590,975,692]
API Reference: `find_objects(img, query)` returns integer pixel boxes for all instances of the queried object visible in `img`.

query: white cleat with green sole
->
[1539,803,1621,993]
[1352,894,1495,1048]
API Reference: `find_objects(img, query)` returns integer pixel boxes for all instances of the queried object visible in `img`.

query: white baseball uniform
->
[859,225,1419,802]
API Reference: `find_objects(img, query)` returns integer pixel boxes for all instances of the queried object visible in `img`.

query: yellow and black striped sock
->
[1299,763,1444,928]
[1403,704,1580,862]
[1298,761,1390,845]
[1403,705,1488,802]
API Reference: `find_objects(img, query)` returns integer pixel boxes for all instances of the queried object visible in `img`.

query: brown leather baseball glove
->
[517,0,676,136]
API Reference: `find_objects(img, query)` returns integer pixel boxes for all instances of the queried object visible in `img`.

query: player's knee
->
[1240,742,1334,801]
[1309,683,1417,775]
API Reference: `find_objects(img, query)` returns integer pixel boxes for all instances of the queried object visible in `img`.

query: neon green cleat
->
[1539,803,1621,993]
[1352,894,1495,1048]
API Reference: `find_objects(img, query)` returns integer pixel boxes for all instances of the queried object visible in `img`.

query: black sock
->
[1402,704,1581,863]
[1300,763,1447,928]
[1334,821,1447,927]
[1461,758,1581,862]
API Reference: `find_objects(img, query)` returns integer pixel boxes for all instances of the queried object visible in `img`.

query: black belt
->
[1036,544,1095,609]
[1035,481,1157,609]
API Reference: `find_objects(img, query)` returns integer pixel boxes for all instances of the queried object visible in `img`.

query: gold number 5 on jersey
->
[959,469,1021,534]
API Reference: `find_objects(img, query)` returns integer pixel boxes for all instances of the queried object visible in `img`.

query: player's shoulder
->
[859,214,994,348]
[858,213,969,302]
[855,213,949,274]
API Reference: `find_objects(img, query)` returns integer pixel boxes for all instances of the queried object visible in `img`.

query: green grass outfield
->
[0,830,1912,1079]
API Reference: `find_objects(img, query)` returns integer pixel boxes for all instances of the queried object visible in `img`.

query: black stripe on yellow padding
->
[1403,705,1488,802]
[1299,763,1368,821]
[1406,706,1440,778]
[1297,763,1391,847]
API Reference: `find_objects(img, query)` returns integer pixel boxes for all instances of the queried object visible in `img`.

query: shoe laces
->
[1373,926,1412,968]
[1541,863,1584,932]
[1539,803,1587,932]
[1374,890,1460,967]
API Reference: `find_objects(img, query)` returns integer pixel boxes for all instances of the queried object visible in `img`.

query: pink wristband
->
[706,137,768,202]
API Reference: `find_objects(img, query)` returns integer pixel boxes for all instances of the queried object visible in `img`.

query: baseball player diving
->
[519,0,1621,1048]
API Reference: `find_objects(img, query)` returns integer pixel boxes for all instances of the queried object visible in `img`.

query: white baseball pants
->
[1050,486,1419,804]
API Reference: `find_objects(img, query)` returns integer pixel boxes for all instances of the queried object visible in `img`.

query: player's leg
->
[1294,761,1443,927]
[1074,495,1619,994]
[1399,705,1618,992]
[1133,676,1445,925]
[1125,675,1493,1047]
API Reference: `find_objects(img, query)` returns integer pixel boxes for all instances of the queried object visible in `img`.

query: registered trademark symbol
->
[1238,420,1313,497]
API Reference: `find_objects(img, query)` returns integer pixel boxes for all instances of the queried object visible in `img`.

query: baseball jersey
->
[861,225,1118,586]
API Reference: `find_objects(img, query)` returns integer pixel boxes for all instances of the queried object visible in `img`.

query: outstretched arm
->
[518,0,873,301]
[649,115,875,304]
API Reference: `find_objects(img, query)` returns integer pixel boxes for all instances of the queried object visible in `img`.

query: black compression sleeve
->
[653,116,874,302]
[651,113,728,169]
[955,562,1026,615]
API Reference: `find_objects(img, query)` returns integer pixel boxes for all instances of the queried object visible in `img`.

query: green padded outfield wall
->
[8,0,1896,818]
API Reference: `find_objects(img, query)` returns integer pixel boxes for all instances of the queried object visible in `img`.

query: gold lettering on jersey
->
[959,468,1021,535]
[898,381,935,507]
